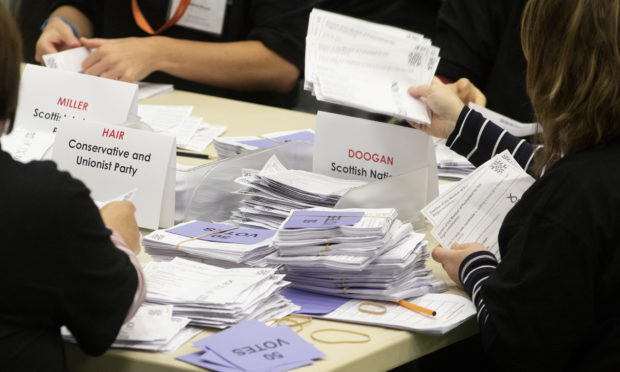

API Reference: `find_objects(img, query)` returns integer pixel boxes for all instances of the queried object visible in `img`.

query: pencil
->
[396,300,436,316]
[176,151,210,160]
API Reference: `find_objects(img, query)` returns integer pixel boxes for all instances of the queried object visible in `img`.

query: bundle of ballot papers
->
[434,138,475,180]
[142,220,277,266]
[143,258,298,328]
[214,129,315,159]
[231,155,367,229]
[265,208,446,301]
[178,320,324,372]
[305,9,440,124]
[62,304,202,352]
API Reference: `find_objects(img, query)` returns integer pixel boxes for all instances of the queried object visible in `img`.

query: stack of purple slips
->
[178,320,324,372]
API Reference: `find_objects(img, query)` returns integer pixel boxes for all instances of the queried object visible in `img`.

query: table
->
[65,90,477,372]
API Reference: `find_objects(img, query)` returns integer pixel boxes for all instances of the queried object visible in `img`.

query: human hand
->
[447,78,487,107]
[35,17,82,64]
[407,77,465,139]
[100,201,141,255]
[80,36,160,82]
[432,242,488,288]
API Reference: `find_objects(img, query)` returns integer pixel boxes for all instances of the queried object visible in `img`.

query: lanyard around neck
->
[131,0,191,35]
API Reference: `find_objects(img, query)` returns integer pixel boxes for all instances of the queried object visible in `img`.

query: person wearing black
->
[434,0,532,123]
[0,5,145,370]
[410,0,620,369]
[35,0,311,108]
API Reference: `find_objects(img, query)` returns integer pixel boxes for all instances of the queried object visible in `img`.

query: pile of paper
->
[142,220,277,266]
[434,138,475,180]
[305,9,440,124]
[62,304,202,352]
[266,208,445,301]
[231,156,366,229]
[178,320,324,372]
[143,258,298,328]
[214,129,314,159]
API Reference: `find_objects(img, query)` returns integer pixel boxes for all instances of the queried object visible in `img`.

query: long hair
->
[521,0,620,174]
[0,4,22,134]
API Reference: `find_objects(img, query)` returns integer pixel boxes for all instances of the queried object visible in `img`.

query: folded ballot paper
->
[422,150,535,259]
[214,129,315,159]
[142,220,277,266]
[305,9,440,124]
[178,320,324,372]
[143,258,299,328]
[62,304,202,352]
[232,155,367,229]
[266,208,446,301]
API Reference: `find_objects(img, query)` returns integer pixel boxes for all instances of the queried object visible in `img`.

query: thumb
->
[408,85,430,99]
[431,245,451,263]
[80,37,104,49]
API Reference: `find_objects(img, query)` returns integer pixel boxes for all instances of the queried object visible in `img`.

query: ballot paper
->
[214,129,314,159]
[469,103,540,137]
[138,82,174,100]
[178,320,324,372]
[142,220,277,265]
[319,293,476,335]
[434,138,475,180]
[231,156,367,229]
[62,304,201,352]
[0,128,55,163]
[422,151,535,259]
[305,9,440,124]
[143,258,298,328]
[137,104,194,133]
[180,120,228,152]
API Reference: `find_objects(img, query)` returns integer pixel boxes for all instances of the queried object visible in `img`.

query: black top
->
[0,149,138,372]
[434,0,533,123]
[456,111,620,369]
[52,0,311,108]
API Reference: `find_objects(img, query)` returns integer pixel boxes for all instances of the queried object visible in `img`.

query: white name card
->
[53,121,176,229]
[313,111,438,203]
[15,64,138,133]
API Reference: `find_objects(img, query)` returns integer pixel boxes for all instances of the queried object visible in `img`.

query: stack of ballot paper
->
[178,320,324,372]
[142,220,277,266]
[266,208,445,301]
[62,304,202,352]
[305,9,440,124]
[231,156,367,229]
[214,129,314,159]
[422,150,535,259]
[143,258,299,328]
[434,138,475,180]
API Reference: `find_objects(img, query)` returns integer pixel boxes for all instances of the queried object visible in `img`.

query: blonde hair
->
[522,0,620,173]
[0,4,22,134]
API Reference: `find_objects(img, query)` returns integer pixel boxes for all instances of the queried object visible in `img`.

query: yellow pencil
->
[396,300,437,316]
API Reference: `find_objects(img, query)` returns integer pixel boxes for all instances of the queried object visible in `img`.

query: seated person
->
[35,0,311,108]
[409,0,620,369]
[434,0,532,122]
[0,5,145,370]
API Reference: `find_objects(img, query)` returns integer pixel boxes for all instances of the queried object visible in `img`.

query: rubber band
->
[358,302,387,315]
[266,315,312,333]
[310,329,371,344]
[175,228,238,250]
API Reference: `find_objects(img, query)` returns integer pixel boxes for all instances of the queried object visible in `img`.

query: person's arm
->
[79,37,299,93]
[34,5,93,63]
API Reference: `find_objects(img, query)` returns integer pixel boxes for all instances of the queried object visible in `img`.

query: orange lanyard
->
[131,0,191,35]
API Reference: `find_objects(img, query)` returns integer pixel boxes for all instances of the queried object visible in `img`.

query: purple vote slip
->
[280,288,348,316]
[184,319,324,372]
[238,131,315,148]
[282,210,364,229]
[167,221,276,245]
[177,351,312,372]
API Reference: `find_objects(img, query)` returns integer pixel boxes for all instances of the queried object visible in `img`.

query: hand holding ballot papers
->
[305,9,440,124]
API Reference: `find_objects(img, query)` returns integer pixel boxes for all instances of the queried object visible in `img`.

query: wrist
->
[149,36,173,72]
[41,15,78,37]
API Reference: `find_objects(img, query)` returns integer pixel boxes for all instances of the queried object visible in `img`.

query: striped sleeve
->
[446,107,536,171]
[458,250,498,328]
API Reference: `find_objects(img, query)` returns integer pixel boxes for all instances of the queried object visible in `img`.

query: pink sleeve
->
[108,228,146,322]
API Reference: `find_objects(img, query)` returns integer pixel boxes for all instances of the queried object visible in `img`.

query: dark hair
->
[522,0,620,174]
[0,4,23,134]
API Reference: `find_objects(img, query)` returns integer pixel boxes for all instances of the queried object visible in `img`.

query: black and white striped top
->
[447,107,541,172]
